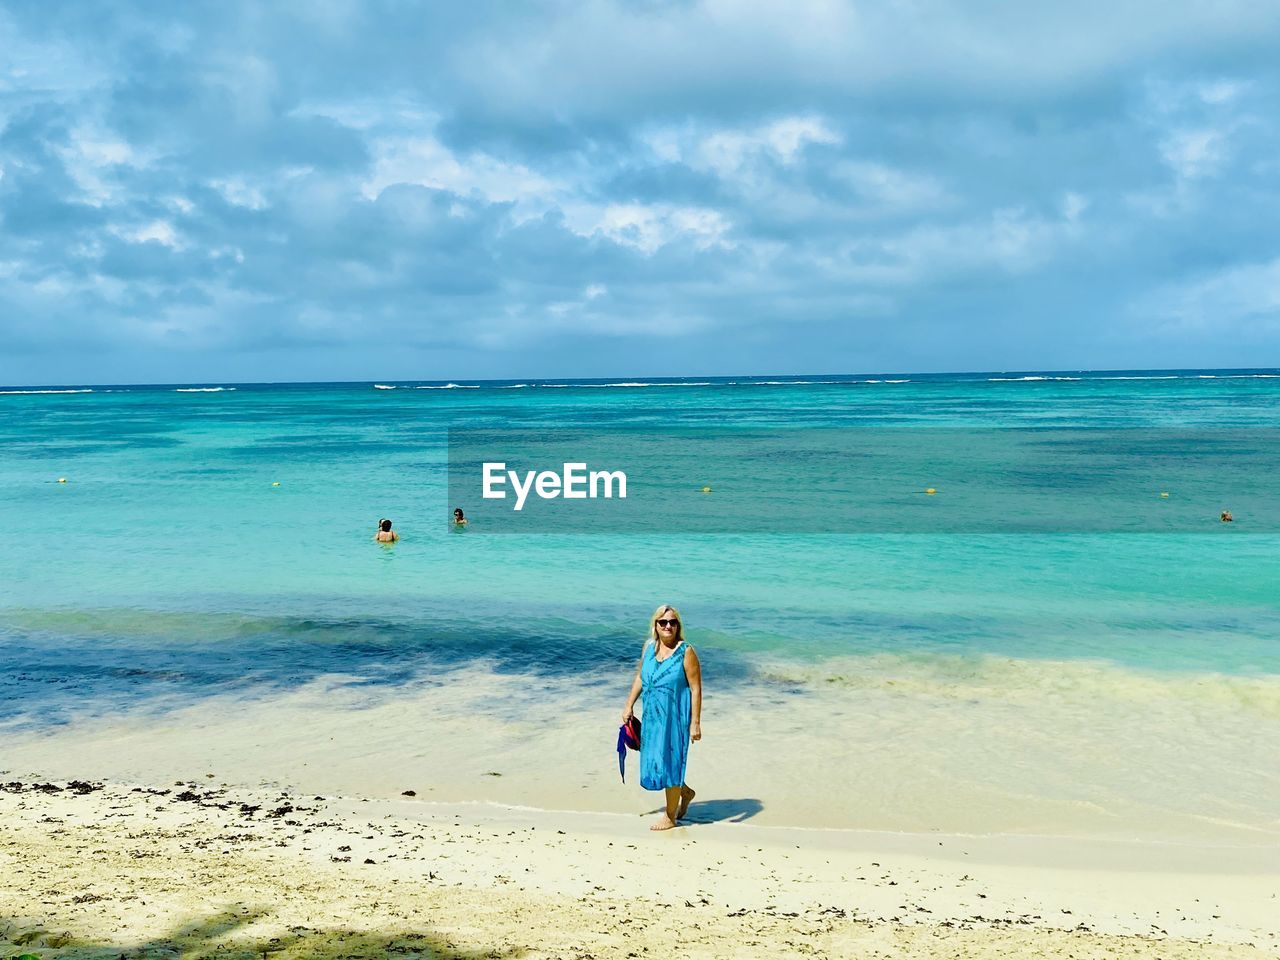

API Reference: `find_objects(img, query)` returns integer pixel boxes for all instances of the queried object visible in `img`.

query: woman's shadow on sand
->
[645,797,763,824]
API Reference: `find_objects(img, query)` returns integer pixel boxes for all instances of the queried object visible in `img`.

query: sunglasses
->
[656,619,680,628]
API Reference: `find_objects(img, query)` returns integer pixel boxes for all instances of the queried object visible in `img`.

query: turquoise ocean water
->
[2,372,1278,838]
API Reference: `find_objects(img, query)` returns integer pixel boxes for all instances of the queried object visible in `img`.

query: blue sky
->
[2,1,1279,384]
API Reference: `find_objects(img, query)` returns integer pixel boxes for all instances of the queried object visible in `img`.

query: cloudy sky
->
[3,1,1280,384]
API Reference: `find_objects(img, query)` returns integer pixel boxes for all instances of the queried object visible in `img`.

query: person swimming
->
[453,508,468,527]
[374,518,399,542]
[1221,510,1233,523]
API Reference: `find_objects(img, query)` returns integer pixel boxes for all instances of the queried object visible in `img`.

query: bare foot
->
[650,815,677,831]
[677,786,696,820]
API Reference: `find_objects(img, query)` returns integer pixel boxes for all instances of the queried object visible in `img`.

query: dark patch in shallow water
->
[0,612,755,731]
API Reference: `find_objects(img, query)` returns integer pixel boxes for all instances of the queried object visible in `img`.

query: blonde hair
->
[648,604,684,649]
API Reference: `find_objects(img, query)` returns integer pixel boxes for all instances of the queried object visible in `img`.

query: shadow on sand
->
[1,907,520,959]
[643,797,764,825]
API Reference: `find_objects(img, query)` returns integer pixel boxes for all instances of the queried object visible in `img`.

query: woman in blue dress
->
[621,604,703,831]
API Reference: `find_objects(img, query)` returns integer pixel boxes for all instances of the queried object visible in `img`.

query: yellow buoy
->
[701,485,712,494]
[57,477,67,483]
[925,487,936,495]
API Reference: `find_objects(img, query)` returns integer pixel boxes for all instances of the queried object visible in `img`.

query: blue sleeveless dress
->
[639,640,692,791]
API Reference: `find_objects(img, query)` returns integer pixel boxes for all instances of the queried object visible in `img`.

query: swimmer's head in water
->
[453,508,465,520]
[380,519,393,532]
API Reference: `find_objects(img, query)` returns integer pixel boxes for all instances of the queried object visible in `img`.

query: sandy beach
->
[9,0,1280,953]
[2,777,1276,959]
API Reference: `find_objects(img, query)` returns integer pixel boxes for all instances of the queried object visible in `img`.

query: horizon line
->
[4,365,1280,390]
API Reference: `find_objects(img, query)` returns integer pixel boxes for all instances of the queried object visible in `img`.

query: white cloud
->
[655,115,840,178]
[113,220,182,249]
[7,4,1280,378]
[204,54,278,127]
[1159,127,1229,180]
[1137,257,1280,334]
[470,298,712,347]
[1141,76,1252,187]
[0,10,111,101]
[1061,192,1089,222]
[1198,80,1247,105]
[107,284,282,350]
[760,116,842,161]
[564,202,732,254]
[293,100,570,218]
[210,177,269,210]
[76,137,132,166]
[290,96,433,132]
[56,127,146,206]
[834,161,950,211]
[833,205,1084,286]
[210,246,246,264]
[363,136,562,213]
[451,1,1280,125]
[644,128,682,164]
